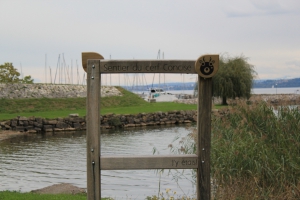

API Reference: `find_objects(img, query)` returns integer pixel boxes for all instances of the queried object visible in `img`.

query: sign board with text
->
[83,52,219,200]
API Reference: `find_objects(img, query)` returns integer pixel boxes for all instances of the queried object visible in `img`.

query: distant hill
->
[253,78,300,88]
[123,78,300,91]
[123,82,196,91]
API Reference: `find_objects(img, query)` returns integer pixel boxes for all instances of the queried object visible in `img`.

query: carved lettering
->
[163,64,191,71]
[133,64,142,71]
[145,65,159,71]
[181,159,197,166]
[172,159,197,168]
[100,61,194,73]
[172,160,179,167]
[103,64,129,72]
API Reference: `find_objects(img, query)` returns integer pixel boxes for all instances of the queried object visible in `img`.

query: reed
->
[211,100,300,199]
[165,100,300,199]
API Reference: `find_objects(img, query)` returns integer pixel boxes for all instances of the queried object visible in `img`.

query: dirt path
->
[0,130,26,141]
[31,183,86,194]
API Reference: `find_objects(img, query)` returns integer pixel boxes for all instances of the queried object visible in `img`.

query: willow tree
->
[212,55,256,105]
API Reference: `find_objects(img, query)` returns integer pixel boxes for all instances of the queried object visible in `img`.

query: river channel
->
[0,124,196,199]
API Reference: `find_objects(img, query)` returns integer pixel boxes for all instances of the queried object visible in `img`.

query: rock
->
[69,113,79,117]
[19,116,28,121]
[4,125,11,130]
[0,84,122,99]
[6,107,199,133]
[73,123,81,129]
[56,122,70,129]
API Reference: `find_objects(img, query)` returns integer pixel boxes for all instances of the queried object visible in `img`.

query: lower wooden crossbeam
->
[101,154,198,170]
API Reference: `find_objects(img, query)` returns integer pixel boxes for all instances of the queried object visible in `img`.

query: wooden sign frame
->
[83,52,219,200]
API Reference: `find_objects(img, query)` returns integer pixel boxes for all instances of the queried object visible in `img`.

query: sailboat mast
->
[45,54,47,83]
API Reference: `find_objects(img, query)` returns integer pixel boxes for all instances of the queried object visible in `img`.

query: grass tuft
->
[0,190,112,200]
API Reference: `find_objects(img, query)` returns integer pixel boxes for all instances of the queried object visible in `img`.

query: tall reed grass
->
[165,100,300,199]
[211,100,300,199]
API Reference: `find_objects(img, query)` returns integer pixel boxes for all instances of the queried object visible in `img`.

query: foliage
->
[212,55,256,105]
[0,63,33,83]
[20,75,34,84]
[166,100,300,199]
[146,188,195,200]
[212,101,300,194]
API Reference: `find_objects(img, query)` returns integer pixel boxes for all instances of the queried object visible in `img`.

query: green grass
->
[0,87,227,121]
[0,87,203,121]
[0,87,146,114]
[0,191,111,200]
[101,102,197,115]
[0,103,198,120]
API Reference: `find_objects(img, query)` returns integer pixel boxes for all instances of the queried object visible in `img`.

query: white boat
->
[147,88,178,102]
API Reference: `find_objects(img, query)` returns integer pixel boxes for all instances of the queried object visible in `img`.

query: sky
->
[1,0,300,86]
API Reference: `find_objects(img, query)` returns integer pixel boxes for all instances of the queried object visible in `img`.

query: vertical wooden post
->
[197,76,212,200]
[86,60,101,200]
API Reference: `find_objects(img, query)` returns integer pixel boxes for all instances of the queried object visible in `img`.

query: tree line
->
[0,63,34,84]
[253,78,300,88]
[2,56,257,106]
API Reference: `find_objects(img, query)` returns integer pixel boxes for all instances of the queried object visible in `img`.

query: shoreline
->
[0,94,300,142]
[0,130,26,141]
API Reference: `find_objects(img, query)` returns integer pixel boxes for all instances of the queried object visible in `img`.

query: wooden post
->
[82,53,219,199]
[86,60,101,200]
[197,76,212,200]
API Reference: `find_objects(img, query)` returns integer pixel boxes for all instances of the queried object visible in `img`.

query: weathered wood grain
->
[82,52,104,72]
[197,76,212,200]
[83,53,218,200]
[86,60,101,200]
[99,60,196,74]
[101,154,198,170]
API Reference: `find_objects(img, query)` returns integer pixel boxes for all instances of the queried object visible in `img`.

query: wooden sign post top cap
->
[195,54,219,78]
[81,52,104,72]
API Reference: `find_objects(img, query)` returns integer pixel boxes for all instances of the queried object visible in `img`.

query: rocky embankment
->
[0,111,197,134]
[0,83,121,99]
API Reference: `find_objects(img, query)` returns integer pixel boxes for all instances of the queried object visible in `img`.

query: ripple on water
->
[0,125,196,198]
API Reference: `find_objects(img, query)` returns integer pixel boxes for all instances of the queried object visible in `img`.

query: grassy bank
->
[0,191,112,200]
[0,87,203,120]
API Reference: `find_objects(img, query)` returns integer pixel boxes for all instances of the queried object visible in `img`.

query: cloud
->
[286,60,300,67]
[225,0,300,17]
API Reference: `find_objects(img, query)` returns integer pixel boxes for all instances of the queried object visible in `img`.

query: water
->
[252,87,300,94]
[135,87,300,96]
[0,125,196,199]
[181,88,300,95]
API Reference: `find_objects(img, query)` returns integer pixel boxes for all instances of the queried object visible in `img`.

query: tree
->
[0,63,34,83]
[212,55,256,105]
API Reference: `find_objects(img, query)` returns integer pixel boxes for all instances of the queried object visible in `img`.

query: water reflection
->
[0,124,196,198]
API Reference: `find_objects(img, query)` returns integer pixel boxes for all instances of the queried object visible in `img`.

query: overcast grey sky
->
[1,0,299,85]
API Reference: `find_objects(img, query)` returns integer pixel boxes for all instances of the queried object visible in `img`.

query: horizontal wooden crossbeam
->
[100,154,198,170]
[98,60,196,74]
